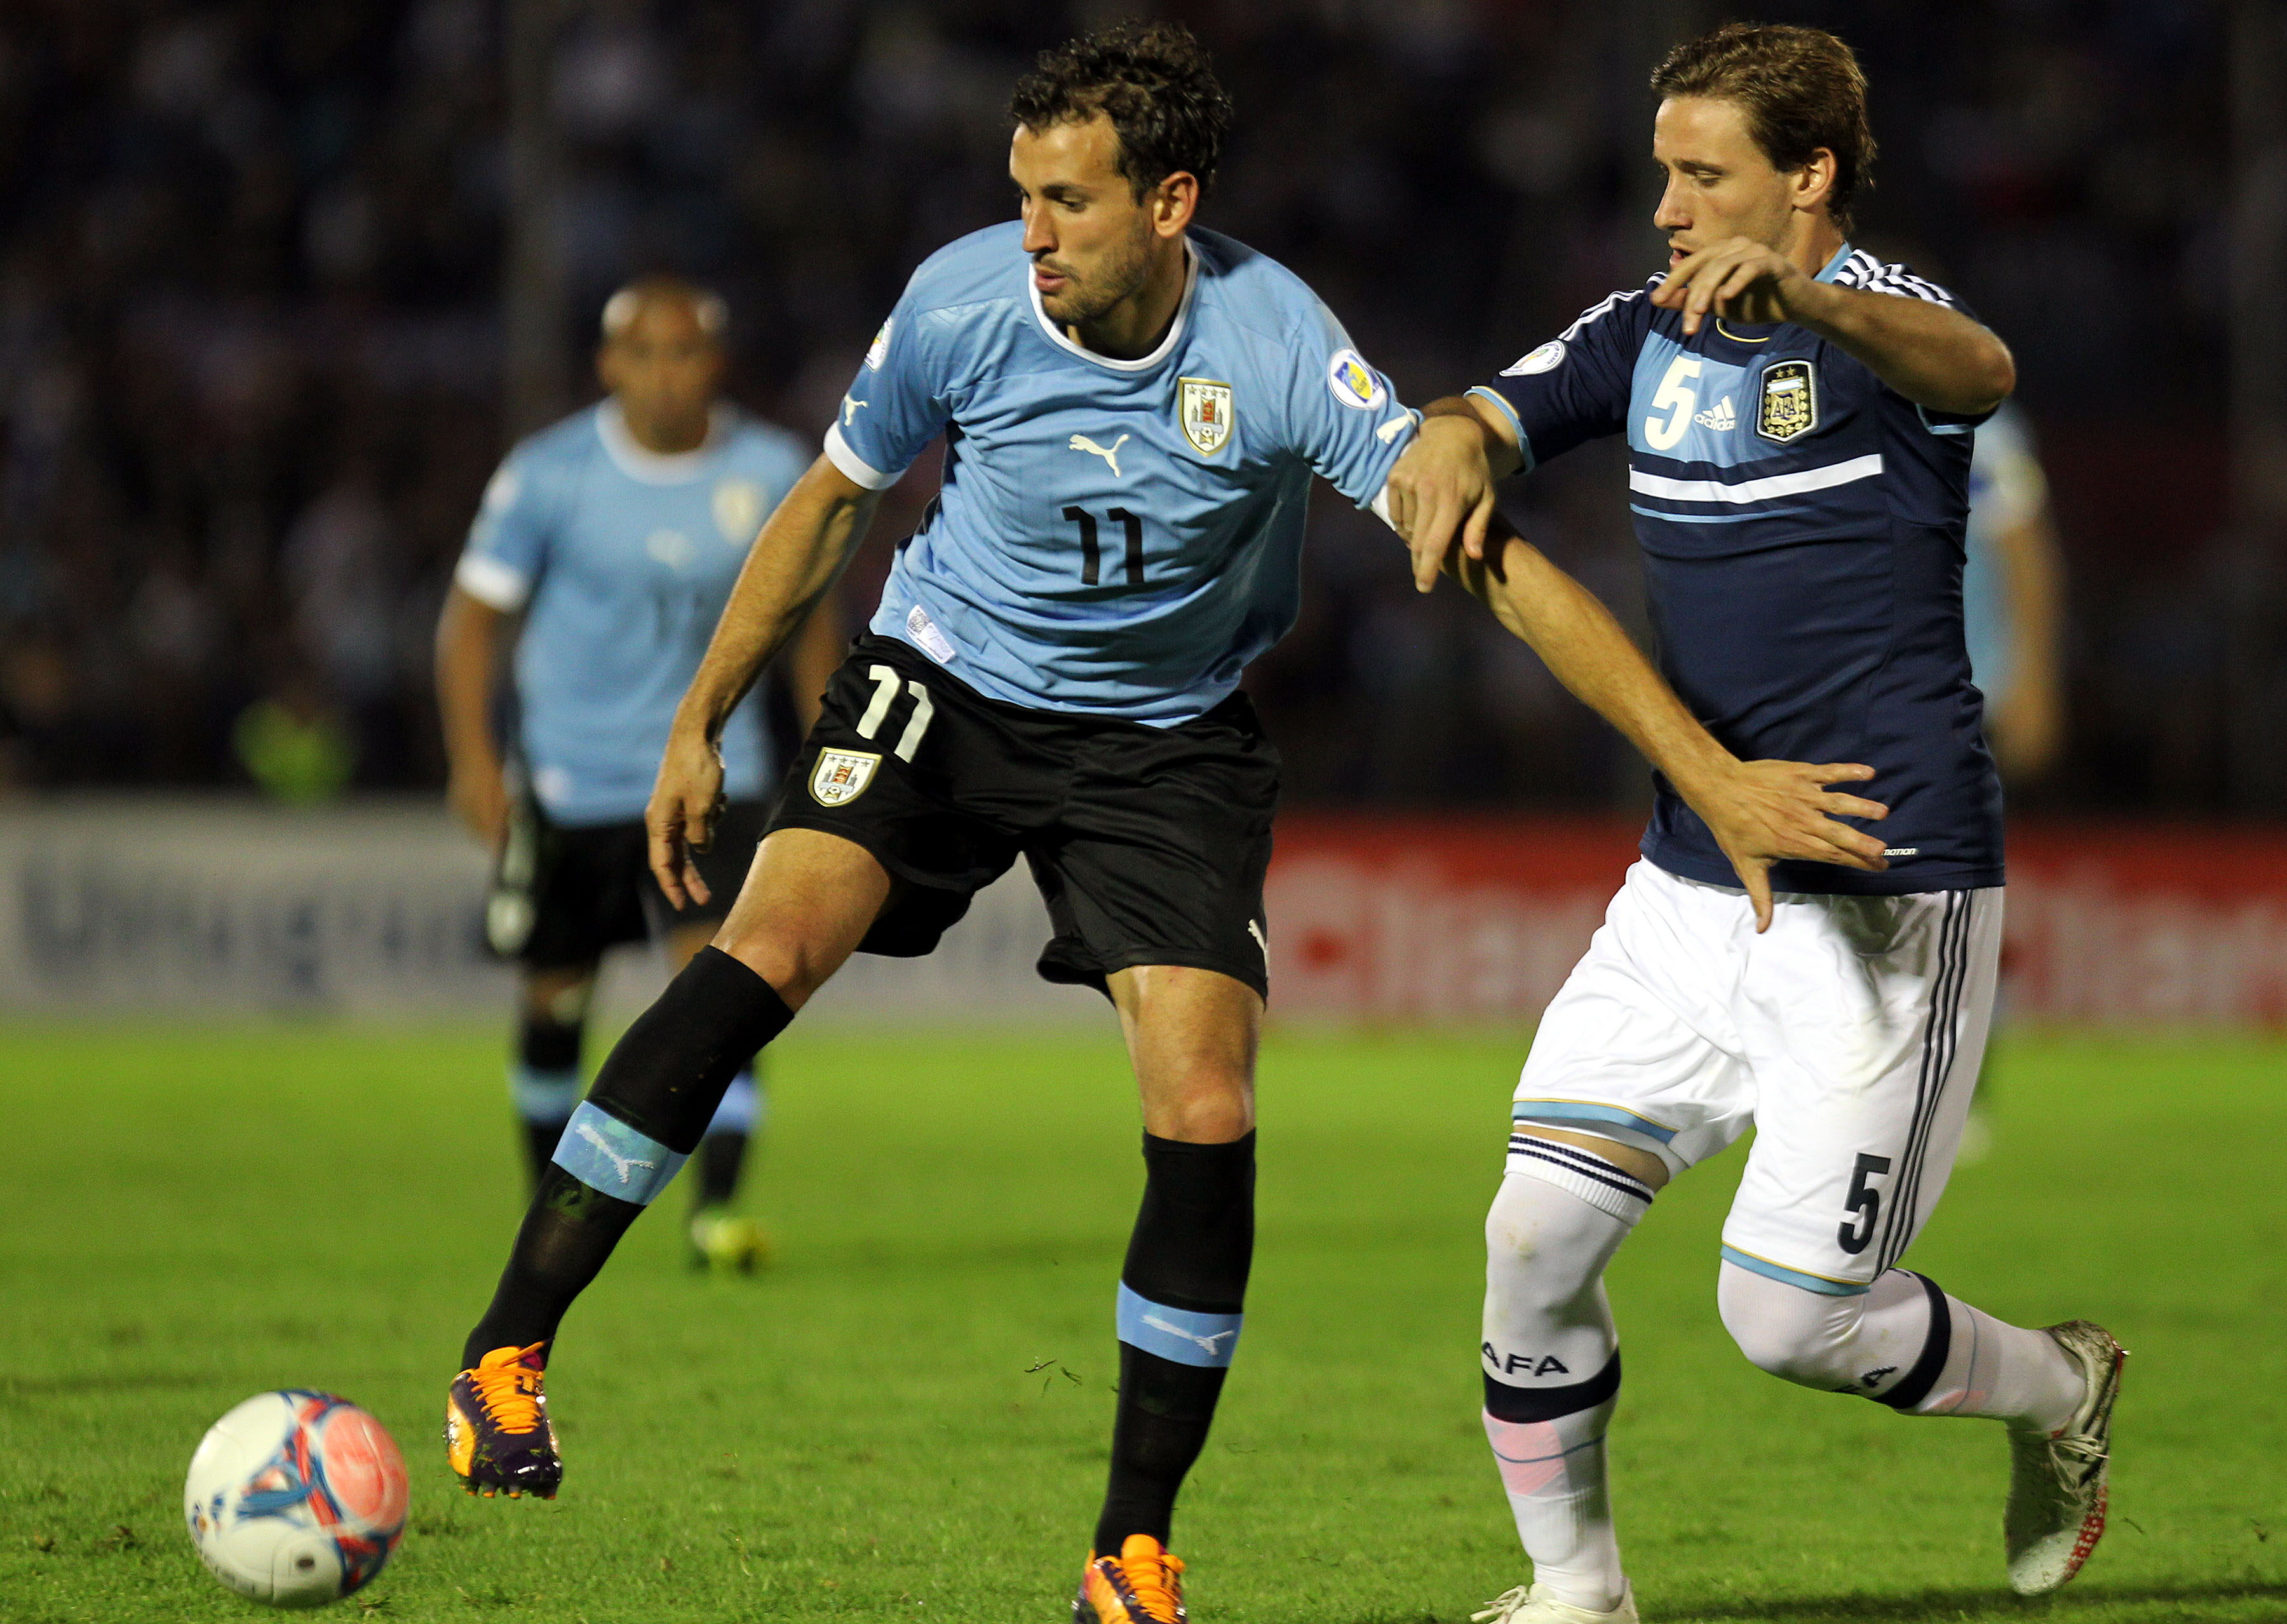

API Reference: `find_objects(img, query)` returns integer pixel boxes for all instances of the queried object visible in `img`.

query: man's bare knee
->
[1110,965,1261,1143]
[706,828,893,1009]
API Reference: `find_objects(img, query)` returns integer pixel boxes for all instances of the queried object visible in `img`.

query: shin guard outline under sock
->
[1094,1131,1255,1554]
[586,948,792,1155]
[462,1164,643,1368]
[1483,1364,1624,1614]
[461,951,793,1371]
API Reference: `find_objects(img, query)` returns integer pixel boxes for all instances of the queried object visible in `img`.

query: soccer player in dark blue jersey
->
[1389,25,2121,1621]
[443,25,1884,1616]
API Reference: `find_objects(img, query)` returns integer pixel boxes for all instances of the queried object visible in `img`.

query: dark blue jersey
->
[1472,246,2002,895]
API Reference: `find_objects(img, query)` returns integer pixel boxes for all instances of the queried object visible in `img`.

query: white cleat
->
[1472,1581,1638,1623]
[2005,1319,2127,1595]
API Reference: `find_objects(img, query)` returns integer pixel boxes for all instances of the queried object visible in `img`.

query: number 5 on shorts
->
[1837,1152,1892,1255]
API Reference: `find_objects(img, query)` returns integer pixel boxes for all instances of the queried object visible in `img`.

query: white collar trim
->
[1027,241,1199,373]
[597,399,729,483]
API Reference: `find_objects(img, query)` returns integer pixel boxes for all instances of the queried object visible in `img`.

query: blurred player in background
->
[1957,396,2066,1158]
[440,24,1879,1620]
[1394,24,2119,1623]
[434,277,839,1273]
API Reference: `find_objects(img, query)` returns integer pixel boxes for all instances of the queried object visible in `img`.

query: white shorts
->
[1513,861,2001,1296]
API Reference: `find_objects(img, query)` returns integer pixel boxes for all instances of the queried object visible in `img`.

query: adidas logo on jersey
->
[1693,396,1736,431]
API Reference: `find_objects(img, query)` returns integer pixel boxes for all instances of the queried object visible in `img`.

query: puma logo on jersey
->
[574,1120,657,1186]
[842,395,869,426]
[1143,1313,1237,1357]
[1069,433,1129,478]
[1694,396,1736,431]
[1247,919,1268,956]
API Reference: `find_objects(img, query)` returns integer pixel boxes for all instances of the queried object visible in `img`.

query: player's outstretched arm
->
[1653,238,2014,415]
[650,456,881,907]
[1442,527,1892,931]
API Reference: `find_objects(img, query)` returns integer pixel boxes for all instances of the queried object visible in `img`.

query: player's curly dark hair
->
[1651,22,1877,234]
[1008,20,1232,200]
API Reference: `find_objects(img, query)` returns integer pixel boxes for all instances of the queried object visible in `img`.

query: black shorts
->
[487,795,767,971]
[767,634,1279,998]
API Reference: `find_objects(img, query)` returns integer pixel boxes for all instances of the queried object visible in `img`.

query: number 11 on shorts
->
[855,664,936,762]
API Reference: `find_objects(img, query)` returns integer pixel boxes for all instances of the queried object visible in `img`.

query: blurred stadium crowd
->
[0,1,2229,807]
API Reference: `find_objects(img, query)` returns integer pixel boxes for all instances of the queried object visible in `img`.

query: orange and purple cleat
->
[445,1343,562,1500]
[1076,1534,1187,1623]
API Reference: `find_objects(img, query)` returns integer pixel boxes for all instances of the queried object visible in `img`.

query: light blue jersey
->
[823,223,1418,724]
[455,401,811,826]
[1962,401,2046,710]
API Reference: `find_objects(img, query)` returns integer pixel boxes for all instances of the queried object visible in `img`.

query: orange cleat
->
[1075,1534,1187,1623]
[444,1343,562,1500]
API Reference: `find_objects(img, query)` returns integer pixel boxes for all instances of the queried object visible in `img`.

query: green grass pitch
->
[2,1021,2281,1622]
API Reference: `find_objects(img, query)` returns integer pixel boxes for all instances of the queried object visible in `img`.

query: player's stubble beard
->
[1035,215,1156,336]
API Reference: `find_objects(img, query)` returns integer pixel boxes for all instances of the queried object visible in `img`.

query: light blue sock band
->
[551,1101,687,1205]
[1116,1282,1243,1369]
[703,1071,763,1136]
[509,1064,581,1127]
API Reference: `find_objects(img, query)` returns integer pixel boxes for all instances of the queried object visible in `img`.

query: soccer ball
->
[183,1391,408,1608]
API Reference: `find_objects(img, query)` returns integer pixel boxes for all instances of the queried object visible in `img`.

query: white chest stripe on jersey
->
[1628,453,1884,506]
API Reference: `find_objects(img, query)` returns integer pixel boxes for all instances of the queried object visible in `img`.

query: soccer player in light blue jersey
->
[435,277,840,1271]
[443,24,1875,1610]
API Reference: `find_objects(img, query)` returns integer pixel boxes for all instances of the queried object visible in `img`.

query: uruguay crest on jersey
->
[1180,377,1232,455]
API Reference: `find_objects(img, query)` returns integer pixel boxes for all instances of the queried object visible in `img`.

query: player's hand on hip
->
[1690,760,1890,932]
[447,762,510,851]
[648,728,727,909]
[1385,412,1499,594]
[1652,238,1811,337]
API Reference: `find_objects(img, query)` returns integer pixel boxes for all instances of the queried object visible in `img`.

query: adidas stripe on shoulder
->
[1833,249,1957,307]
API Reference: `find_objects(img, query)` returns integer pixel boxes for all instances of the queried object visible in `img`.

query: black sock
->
[1093,1131,1255,1555]
[459,949,793,1369]
[514,1009,584,1188]
[694,1131,748,1209]
[462,1164,644,1368]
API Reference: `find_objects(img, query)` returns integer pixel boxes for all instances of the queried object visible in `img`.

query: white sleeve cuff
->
[1370,482,1398,531]
[454,552,530,612]
[823,422,903,491]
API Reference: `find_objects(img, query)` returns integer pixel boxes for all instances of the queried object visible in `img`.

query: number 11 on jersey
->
[1063,506,1145,587]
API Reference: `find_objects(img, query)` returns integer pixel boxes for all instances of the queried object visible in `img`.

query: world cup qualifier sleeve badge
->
[1756,359,1818,443]
[809,748,881,807]
[1179,377,1232,456]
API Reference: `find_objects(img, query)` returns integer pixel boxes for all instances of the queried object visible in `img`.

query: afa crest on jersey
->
[1757,359,1818,443]
[1179,377,1233,455]
[809,749,880,807]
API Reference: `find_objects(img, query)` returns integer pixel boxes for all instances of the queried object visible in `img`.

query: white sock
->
[1890,1279,2083,1432]
[1719,1263,2083,1433]
[1483,1396,1621,1610]
[1482,1159,1647,1613]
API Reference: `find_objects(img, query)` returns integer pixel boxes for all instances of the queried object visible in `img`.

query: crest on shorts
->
[1179,377,1233,456]
[809,749,881,807]
[1756,359,1818,443]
